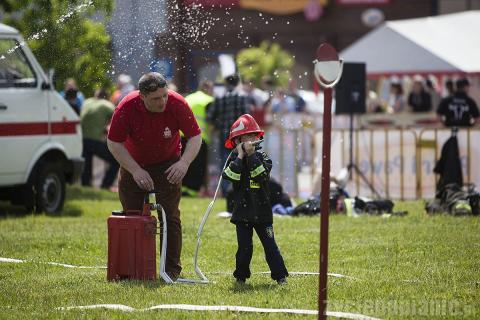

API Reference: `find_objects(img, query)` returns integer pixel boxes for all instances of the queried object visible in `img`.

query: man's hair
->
[224,74,240,87]
[456,78,470,90]
[138,72,167,95]
[445,79,454,89]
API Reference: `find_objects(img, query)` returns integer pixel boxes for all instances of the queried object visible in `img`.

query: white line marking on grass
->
[44,262,105,269]
[0,257,105,269]
[0,257,24,263]
[1,257,357,279]
[57,304,382,319]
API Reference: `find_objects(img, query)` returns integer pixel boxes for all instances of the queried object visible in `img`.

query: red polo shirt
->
[108,90,201,167]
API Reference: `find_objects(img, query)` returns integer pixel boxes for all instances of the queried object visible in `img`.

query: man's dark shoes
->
[277,277,287,285]
[236,278,246,285]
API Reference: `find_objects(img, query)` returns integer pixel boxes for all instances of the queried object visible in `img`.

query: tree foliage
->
[0,0,114,96]
[236,41,294,88]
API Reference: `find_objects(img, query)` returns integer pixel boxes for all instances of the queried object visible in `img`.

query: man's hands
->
[165,158,190,185]
[132,158,190,189]
[133,168,154,191]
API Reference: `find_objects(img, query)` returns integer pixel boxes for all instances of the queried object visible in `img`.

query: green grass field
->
[0,186,479,319]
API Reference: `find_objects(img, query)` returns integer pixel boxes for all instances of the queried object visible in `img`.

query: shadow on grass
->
[0,185,115,218]
[230,282,278,293]
[0,202,32,218]
[116,279,170,289]
[114,279,269,291]
[0,201,83,219]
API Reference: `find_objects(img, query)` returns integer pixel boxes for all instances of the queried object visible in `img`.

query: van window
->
[0,39,37,88]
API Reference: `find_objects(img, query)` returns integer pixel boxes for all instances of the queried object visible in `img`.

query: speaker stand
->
[346,111,381,198]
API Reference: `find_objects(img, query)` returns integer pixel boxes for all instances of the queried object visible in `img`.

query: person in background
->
[65,87,81,115]
[60,78,85,112]
[243,78,270,127]
[366,81,384,113]
[271,89,297,114]
[80,88,119,190]
[437,78,479,127]
[408,75,432,112]
[110,74,135,106]
[222,114,288,285]
[287,79,306,113]
[425,77,441,112]
[182,80,214,196]
[443,79,455,98]
[107,72,202,281]
[207,73,249,197]
[387,78,406,113]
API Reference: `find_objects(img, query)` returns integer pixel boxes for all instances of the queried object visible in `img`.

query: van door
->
[0,37,49,185]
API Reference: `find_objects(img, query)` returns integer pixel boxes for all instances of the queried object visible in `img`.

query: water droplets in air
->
[2,0,94,57]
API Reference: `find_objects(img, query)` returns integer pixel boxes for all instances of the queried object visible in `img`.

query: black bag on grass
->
[292,197,320,216]
[354,197,394,215]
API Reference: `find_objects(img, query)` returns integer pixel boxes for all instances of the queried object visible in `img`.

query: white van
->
[0,23,84,213]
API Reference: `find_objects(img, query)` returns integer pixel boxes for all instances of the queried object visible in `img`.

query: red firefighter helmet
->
[225,114,264,149]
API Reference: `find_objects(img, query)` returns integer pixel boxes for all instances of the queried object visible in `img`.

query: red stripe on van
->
[0,121,79,136]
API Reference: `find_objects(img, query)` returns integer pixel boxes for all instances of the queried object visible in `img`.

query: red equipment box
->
[107,210,157,281]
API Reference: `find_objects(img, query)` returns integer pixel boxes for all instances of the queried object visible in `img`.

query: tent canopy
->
[340,11,480,76]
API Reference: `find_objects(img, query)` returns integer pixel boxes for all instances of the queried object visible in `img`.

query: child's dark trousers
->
[233,223,288,281]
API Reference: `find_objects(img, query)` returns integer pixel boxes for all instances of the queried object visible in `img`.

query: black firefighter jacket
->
[222,150,273,225]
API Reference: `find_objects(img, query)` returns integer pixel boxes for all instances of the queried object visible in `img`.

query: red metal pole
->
[318,87,332,320]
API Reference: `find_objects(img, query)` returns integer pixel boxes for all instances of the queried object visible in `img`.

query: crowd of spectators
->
[60,72,479,192]
[368,76,476,110]
[366,75,479,126]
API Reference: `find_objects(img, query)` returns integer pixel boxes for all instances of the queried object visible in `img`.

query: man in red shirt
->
[107,72,202,280]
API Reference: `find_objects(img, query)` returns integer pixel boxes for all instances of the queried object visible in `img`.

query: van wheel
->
[34,162,66,214]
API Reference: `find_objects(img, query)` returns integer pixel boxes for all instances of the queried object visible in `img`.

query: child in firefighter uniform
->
[222,114,289,285]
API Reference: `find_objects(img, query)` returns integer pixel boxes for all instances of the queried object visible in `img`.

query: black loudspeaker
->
[334,62,366,115]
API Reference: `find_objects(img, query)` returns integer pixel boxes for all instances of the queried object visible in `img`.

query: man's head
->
[138,72,168,113]
[445,79,455,94]
[64,78,77,90]
[199,79,214,96]
[456,78,470,93]
[412,75,424,94]
[224,74,240,91]
[117,74,132,89]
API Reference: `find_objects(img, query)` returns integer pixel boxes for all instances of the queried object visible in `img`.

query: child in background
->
[222,114,289,285]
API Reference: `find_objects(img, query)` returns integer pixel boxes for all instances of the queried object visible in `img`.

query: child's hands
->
[236,143,245,159]
[244,142,255,156]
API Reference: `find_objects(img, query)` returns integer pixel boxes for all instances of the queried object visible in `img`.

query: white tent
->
[340,11,480,76]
